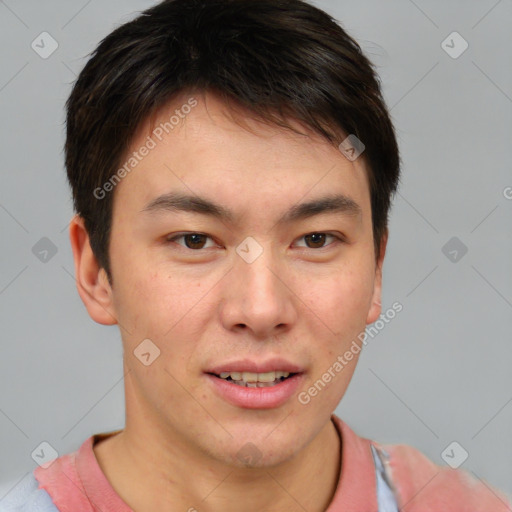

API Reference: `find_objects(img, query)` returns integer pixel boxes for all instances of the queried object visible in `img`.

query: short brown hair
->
[65,0,401,284]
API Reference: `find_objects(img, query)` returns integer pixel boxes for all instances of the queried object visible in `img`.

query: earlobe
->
[366,231,388,325]
[69,215,117,326]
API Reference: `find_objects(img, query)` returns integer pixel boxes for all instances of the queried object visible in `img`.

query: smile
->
[206,371,304,409]
[217,371,293,388]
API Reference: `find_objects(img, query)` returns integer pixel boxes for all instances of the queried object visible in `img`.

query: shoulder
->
[372,440,512,511]
[0,472,59,512]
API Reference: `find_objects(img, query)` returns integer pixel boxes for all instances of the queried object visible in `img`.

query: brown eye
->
[167,233,215,250]
[296,232,340,249]
[183,234,208,249]
[304,233,328,248]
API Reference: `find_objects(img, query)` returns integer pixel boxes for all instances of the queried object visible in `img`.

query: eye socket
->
[294,232,342,249]
[165,232,344,251]
[166,233,217,250]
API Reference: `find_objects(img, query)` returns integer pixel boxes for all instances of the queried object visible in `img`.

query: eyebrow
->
[141,192,362,225]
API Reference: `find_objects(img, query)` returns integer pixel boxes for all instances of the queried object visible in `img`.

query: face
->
[74,90,385,468]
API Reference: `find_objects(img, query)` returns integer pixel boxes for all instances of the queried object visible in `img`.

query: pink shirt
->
[32,415,511,511]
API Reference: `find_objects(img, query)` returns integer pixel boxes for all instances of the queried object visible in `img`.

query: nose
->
[219,246,298,339]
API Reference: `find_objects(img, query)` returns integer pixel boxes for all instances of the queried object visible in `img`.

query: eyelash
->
[165,232,345,251]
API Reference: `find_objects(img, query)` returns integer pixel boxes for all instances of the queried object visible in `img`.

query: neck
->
[93,415,341,512]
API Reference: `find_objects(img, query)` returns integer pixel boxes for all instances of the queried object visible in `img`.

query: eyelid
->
[165,231,345,251]
[293,232,344,248]
[166,232,218,249]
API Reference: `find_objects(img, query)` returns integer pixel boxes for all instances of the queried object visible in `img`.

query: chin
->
[198,432,302,470]
[231,447,298,470]
[236,434,305,469]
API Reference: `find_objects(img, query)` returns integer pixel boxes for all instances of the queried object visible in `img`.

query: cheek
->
[109,261,169,342]
[300,264,375,336]
[115,267,214,359]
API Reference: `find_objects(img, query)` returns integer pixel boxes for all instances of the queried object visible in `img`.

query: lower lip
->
[205,373,304,409]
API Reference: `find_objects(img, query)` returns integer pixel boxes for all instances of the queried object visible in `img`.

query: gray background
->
[1,0,511,503]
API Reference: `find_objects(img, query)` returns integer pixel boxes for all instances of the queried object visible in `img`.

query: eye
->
[294,232,342,249]
[165,231,344,251]
[166,232,217,250]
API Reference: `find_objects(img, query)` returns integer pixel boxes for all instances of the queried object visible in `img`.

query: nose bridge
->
[220,237,296,335]
[236,237,283,303]
[239,245,280,300]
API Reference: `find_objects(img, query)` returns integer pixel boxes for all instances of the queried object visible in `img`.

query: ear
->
[69,215,117,325]
[366,231,388,325]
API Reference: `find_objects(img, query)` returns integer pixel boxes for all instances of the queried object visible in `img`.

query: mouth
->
[208,370,298,388]
[204,360,305,409]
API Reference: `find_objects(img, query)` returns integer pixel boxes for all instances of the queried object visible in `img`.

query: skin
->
[70,90,386,512]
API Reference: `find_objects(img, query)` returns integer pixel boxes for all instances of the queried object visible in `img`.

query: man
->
[1,0,510,510]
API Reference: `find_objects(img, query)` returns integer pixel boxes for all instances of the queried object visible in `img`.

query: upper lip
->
[206,358,304,375]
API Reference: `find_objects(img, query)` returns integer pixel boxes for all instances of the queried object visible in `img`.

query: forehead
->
[111,91,371,218]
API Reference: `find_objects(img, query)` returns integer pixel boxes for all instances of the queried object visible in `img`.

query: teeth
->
[232,380,282,388]
[242,372,259,383]
[255,371,276,383]
[218,370,291,383]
